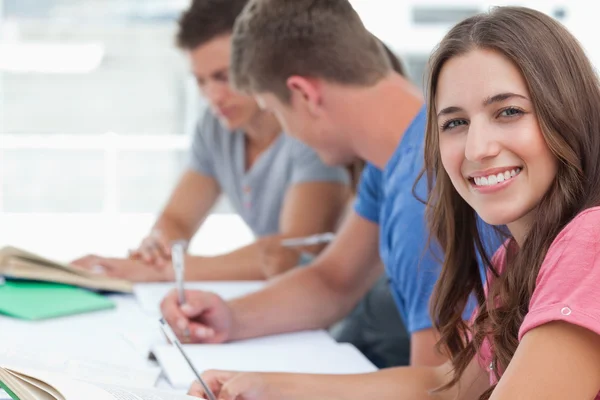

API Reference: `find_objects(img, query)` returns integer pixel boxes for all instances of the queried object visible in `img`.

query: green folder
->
[0,280,115,321]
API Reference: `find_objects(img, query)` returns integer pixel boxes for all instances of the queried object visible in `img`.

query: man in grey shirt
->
[190,109,348,238]
[73,0,350,281]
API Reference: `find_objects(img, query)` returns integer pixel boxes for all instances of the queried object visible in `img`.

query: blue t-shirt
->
[354,106,499,333]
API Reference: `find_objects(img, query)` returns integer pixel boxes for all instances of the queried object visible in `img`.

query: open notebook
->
[154,341,377,389]
[0,246,132,293]
[0,365,193,400]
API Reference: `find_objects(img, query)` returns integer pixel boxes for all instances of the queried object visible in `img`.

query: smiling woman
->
[422,5,600,400]
[435,49,558,232]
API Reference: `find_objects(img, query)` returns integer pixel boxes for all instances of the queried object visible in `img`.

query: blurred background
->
[0,0,595,258]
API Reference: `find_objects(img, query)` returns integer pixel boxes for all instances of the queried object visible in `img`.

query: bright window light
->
[0,42,104,74]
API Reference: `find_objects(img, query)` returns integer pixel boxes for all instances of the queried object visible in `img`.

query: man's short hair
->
[231,0,392,102]
[176,0,249,50]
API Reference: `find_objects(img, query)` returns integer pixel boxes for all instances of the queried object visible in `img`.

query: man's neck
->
[331,73,424,169]
[243,111,281,150]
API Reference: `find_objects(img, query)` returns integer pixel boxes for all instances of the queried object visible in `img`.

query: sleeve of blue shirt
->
[289,138,350,185]
[353,163,384,224]
[187,110,217,177]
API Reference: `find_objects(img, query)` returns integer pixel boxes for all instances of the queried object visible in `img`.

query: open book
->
[0,246,132,293]
[0,365,195,400]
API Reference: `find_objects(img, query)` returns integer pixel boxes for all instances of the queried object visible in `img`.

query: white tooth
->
[480,177,488,185]
[488,175,497,185]
[474,177,480,185]
[510,170,516,177]
[504,171,510,180]
[496,173,505,182]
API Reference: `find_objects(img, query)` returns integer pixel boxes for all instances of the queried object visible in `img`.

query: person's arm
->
[190,358,489,400]
[153,170,220,241]
[165,211,381,342]
[131,169,220,264]
[491,322,600,399]
[225,211,381,339]
[411,328,448,366]
[183,181,349,281]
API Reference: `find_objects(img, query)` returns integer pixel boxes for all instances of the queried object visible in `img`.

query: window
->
[0,0,202,214]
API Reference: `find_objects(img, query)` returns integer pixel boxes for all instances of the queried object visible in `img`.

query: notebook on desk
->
[0,246,132,293]
[0,281,115,321]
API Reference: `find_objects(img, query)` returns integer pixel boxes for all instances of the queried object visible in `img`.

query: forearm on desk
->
[268,367,446,400]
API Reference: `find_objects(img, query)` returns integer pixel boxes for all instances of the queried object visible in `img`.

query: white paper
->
[154,342,377,389]
[133,282,266,316]
[0,347,161,388]
[227,330,337,346]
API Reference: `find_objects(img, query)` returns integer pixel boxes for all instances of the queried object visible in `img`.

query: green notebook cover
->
[0,381,19,400]
[0,380,20,400]
[0,281,115,321]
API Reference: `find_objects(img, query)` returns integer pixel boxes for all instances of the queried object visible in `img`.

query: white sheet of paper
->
[226,330,337,346]
[133,281,266,315]
[0,349,161,388]
[154,342,377,389]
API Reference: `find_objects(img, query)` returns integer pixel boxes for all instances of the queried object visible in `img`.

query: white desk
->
[0,216,375,396]
[0,294,160,367]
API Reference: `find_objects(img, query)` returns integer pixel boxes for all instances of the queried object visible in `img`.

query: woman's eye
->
[499,107,523,117]
[442,119,467,131]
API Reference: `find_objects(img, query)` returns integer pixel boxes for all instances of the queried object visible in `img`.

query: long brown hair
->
[424,7,600,398]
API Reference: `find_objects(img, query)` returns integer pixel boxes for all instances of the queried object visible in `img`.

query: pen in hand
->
[171,240,190,339]
[159,318,217,400]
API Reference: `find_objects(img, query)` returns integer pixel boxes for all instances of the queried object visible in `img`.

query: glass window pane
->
[1,149,104,212]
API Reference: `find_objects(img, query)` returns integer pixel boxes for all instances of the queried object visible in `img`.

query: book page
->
[0,246,132,293]
[4,259,132,293]
[0,349,160,389]
[5,369,64,400]
[2,367,196,400]
[0,368,57,400]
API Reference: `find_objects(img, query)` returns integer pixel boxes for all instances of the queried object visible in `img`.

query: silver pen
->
[280,232,336,247]
[171,240,189,338]
[159,318,217,400]
[171,241,186,304]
